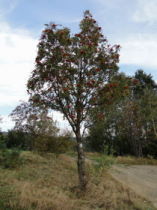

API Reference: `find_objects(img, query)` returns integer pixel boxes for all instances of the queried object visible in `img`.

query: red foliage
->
[66,105,71,109]
[44,29,51,33]
[75,33,81,38]
[51,24,57,28]
[95,68,101,72]
[63,87,69,91]
[108,83,118,88]
[27,10,120,138]
[80,50,85,54]
[132,79,139,84]
[97,113,104,120]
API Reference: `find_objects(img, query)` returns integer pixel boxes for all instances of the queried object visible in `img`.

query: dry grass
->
[86,152,157,166]
[116,156,157,165]
[0,151,156,210]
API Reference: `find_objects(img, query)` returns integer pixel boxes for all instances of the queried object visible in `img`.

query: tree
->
[0,116,2,133]
[27,10,120,190]
[87,70,157,157]
[129,70,157,156]
[138,88,157,156]
[10,101,59,149]
[11,101,59,136]
[6,129,30,149]
[134,69,157,95]
[86,73,132,155]
[0,117,5,149]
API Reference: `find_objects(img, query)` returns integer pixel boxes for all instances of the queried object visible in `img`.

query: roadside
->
[109,165,157,208]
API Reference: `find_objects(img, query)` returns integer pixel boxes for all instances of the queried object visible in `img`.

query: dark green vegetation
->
[86,70,157,158]
[0,129,75,154]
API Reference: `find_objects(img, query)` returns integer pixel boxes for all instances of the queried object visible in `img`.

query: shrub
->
[0,149,22,169]
[0,132,6,149]
[34,135,75,154]
[6,130,33,150]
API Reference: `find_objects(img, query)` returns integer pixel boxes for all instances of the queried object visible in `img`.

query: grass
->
[86,153,116,169]
[86,152,157,166]
[0,151,156,210]
[116,156,157,165]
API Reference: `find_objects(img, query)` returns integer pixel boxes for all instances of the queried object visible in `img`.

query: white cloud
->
[0,21,71,131]
[0,21,37,106]
[119,34,157,69]
[0,115,14,131]
[133,0,157,23]
[0,21,37,130]
[0,111,70,132]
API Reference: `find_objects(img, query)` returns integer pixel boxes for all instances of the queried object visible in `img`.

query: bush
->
[92,155,116,169]
[0,132,6,149]
[34,135,75,154]
[0,149,22,169]
[6,130,33,150]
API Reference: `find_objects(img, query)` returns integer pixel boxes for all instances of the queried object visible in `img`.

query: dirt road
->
[109,165,157,208]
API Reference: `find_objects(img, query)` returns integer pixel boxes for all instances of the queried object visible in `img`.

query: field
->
[0,151,156,210]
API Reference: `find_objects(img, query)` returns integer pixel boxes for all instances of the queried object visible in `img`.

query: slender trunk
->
[138,141,143,157]
[76,130,87,191]
[152,118,157,138]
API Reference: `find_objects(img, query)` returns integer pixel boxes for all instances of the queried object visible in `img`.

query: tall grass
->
[116,156,157,165]
[0,151,155,210]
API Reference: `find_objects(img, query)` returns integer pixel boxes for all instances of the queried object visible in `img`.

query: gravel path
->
[109,165,157,208]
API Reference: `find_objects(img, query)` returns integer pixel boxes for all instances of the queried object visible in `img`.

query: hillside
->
[0,151,156,210]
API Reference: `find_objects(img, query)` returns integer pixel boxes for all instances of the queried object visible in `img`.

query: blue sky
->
[0,0,157,130]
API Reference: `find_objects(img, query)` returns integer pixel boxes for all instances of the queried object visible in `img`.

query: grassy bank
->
[0,151,156,210]
[86,152,157,166]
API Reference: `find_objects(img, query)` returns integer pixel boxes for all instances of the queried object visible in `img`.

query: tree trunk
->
[152,118,157,138]
[76,130,87,191]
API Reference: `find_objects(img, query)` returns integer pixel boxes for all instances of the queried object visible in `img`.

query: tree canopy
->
[27,10,120,190]
[27,10,120,135]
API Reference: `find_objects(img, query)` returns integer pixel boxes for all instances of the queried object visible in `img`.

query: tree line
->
[86,70,157,158]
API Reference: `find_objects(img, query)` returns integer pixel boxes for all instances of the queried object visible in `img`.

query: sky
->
[0,0,157,131]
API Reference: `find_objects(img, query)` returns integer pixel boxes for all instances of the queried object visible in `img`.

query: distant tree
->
[87,70,157,157]
[10,101,59,150]
[0,116,2,132]
[134,69,157,96]
[139,89,157,143]
[129,70,157,156]
[10,101,59,137]
[0,117,5,149]
[6,129,30,149]
[27,10,120,190]
[86,73,132,154]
